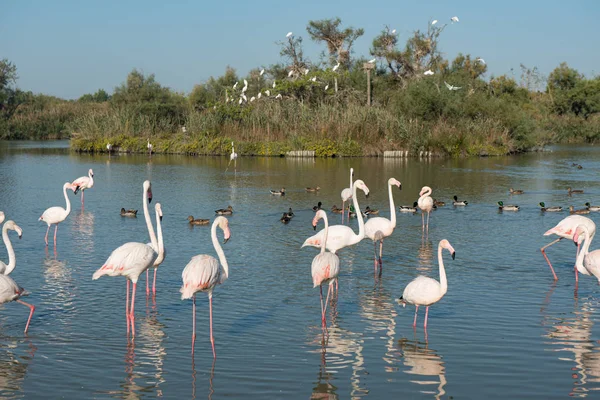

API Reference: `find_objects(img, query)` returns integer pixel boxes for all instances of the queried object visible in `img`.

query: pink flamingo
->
[0,220,35,333]
[541,215,596,281]
[180,216,231,358]
[340,168,354,223]
[573,225,600,283]
[0,274,35,333]
[71,169,94,207]
[0,211,5,225]
[399,239,455,328]
[417,186,434,232]
[311,210,340,331]
[146,203,165,296]
[39,182,75,247]
[302,179,370,253]
[0,220,23,275]
[364,178,401,273]
[92,181,160,337]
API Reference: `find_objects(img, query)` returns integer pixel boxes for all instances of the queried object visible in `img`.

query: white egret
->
[304,69,309,75]
[424,70,434,76]
[257,92,262,99]
[250,96,255,102]
[288,70,294,77]
[275,93,282,99]
[106,143,112,152]
[286,32,293,38]
[233,82,238,89]
[332,63,340,72]
[368,58,376,63]
[182,126,187,133]
[265,90,270,96]
[392,29,396,34]
[310,76,317,82]
[260,69,265,76]
[273,81,276,88]
[241,93,247,102]
[476,57,486,65]
[432,20,438,25]
[444,81,462,91]
[238,98,242,105]
[324,84,329,91]
[451,16,459,23]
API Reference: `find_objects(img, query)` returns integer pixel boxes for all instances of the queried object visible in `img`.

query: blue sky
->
[1,0,598,99]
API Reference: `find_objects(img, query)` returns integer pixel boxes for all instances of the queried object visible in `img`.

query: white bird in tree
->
[0,220,23,275]
[241,93,247,102]
[93,180,159,338]
[265,90,270,96]
[324,84,329,91]
[340,168,354,223]
[272,81,276,89]
[310,210,339,331]
[304,69,310,75]
[275,93,282,99]
[368,58,376,64]
[424,70,434,76]
[332,63,340,72]
[541,215,596,281]
[233,82,238,89]
[444,81,462,91]
[399,239,455,328]
[242,85,248,93]
[417,186,434,232]
[257,92,262,99]
[451,16,459,23]
[391,29,396,34]
[106,143,112,152]
[432,20,438,25]
[180,216,231,358]
[250,96,256,102]
[302,179,370,253]
[286,32,293,38]
[260,69,265,76]
[243,79,248,87]
[476,58,486,65]
[39,182,75,247]
[364,178,401,273]
[71,169,94,207]
[238,98,242,105]
[288,70,294,78]
[0,273,35,333]
[310,76,317,82]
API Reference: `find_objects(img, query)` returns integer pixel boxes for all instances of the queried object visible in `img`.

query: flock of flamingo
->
[0,162,596,359]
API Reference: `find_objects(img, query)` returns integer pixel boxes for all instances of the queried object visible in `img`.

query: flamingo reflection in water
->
[395,337,447,400]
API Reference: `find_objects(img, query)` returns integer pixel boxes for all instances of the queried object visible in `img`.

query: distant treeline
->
[1,17,599,156]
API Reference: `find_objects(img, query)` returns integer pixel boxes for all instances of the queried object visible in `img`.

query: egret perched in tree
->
[476,58,486,65]
[368,58,376,63]
[444,81,462,91]
[332,63,340,72]
[238,98,242,105]
[451,16,459,23]
[310,76,317,82]
[250,96,255,102]
[265,90,270,96]
[233,82,238,89]
[286,32,293,38]
[275,94,282,99]
[273,81,276,88]
[432,20,438,25]
[241,93,247,102]
[288,70,294,78]
[324,84,329,91]
[260,69,265,76]
[257,92,262,99]
[304,69,310,75]
[392,29,396,34]
[424,70,434,76]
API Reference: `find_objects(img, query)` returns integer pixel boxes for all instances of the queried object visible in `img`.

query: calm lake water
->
[1,141,600,399]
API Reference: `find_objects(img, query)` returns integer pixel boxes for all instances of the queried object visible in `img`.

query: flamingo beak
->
[148,190,153,203]
[223,237,229,244]
[313,224,317,231]
[451,251,456,260]
[159,215,163,222]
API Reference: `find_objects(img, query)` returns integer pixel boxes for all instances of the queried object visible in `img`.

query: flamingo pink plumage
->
[311,210,340,331]
[399,239,455,328]
[92,180,159,337]
[541,215,596,281]
[364,178,401,273]
[340,168,354,223]
[573,225,600,283]
[0,220,23,275]
[39,182,75,247]
[180,216,231,358]
[71,168,94,207]
[417,186,434,232]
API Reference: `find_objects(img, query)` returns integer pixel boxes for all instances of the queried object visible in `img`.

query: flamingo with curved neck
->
[399,239,455,328]
[417,186,434,232]
[71,168,94,207]
[93,180,158,337]
[340,168,354,223]
[574,225,600,283]
[311,210,340,331]
[303,179,370,253]
[146,203,165,296]
[364,178,401,274]
[0,221,23,275]
[181,216,231,358]
[39,182,74,247]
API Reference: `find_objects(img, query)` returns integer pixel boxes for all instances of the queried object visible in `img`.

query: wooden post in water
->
[363,62,375,106]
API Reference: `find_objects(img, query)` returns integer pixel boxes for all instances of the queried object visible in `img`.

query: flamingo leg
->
[126,280,130,335]
[209,294,216,359]
[421,212,425,231]
[373,241,378,271]
[541,238,562,281]
[379,239,384,269]
[130,282,137,337]
[16,300,35,333]
[192,295,196,354]
[334,278,338,296]
[319,286,326,329]
[426,211,430,232]
[146,270,149,295]
[413,305,419,327]
[53,225,58,247]
[341,201,345,224]
[153,269,157,295]
[44,225,50,246]
[81,190,85,206]
[424,306,430,328]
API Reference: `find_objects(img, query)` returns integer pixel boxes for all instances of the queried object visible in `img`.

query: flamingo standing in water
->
[542,215,596,281]
[302,179,370,253]
[398,239,455,328]
[0,220,35,333]
[340,168,354,223]
[417,186,434,232]
[93,180,160,337]
[364,178,401,273]
[180,216,231,358]
[573,225,600,283]
[311,210,339,331]
[39,182,75,247]
[146,203,165,296]
[0,220,23,275]
[71,169,94,207]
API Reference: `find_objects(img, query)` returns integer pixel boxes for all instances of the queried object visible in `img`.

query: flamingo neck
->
[387,181,397,228]
[211,221,229,279]
[144,188,158,252]
[88,171,94,187]
[352,182,366,241]
[576,226,592,271]
[63,184,71,216]
[1,224,16,275]
[349,169,353,190]
[154,209,165,265]
[419,188,432,202]
[438,243,448,295]
[320,213,329,255]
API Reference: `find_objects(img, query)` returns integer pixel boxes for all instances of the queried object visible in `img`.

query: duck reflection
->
[0,338,37,397]
[393,337,447,400]
[543,295,600,397]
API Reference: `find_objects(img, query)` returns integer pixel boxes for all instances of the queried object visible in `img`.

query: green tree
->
[306,17,364,68]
